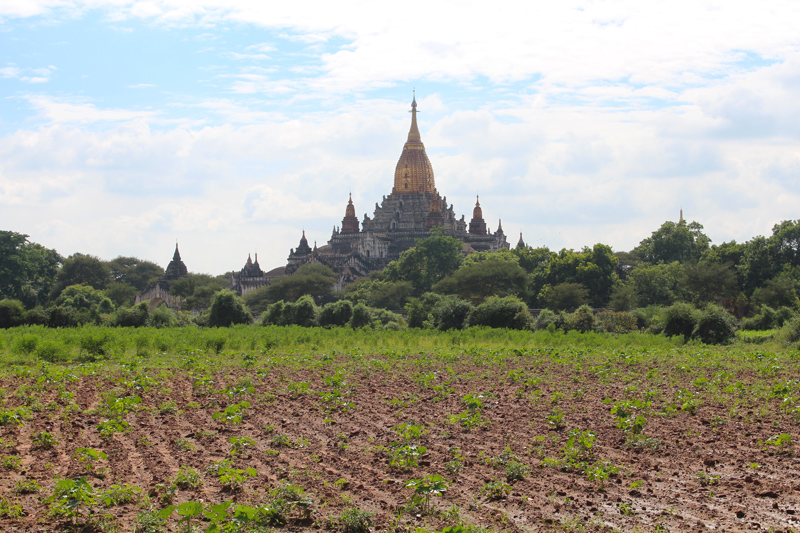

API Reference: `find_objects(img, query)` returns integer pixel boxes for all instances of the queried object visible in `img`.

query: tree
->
[0,299,25,328]
[627,262,686,307]
[684,261,738,304]
[0,231,61,307]
[106,256,163,292]
[633,220,710,264]
[542,282,589,312]
[432,256,528,303]
[541,245,618,307]
[169,274,227,311]
[752,278,799,309]
[51,254,109,297]
[468,296,531,330]
[264,264,337,304]
[208,290,252,327]
[384,228,463,294]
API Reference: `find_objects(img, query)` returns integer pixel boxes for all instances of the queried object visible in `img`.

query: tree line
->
[1,219,799,342]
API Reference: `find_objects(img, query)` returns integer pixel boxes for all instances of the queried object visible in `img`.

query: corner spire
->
[173,242,181,261]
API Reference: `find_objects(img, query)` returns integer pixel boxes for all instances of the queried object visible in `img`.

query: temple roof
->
[392,94,435,195]
[164,242,188,280]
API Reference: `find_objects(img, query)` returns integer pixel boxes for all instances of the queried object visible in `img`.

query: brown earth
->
[1,352,799,532]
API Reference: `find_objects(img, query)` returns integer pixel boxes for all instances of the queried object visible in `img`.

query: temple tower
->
[469,196,487,235]
[392,94,436,195]
[341,194,360,234]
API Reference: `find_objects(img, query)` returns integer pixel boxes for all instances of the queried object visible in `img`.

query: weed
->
[158,400,178,415]
[230,435,257,456]
[133,507,167,533]
[100,483,143,506]
[174,438,195,451]
[337,507,374,533]
[1,454,22,471]
[759,433,794,454]
[271,433,292,448]
[218,465,258,491]
[13,479,42,494]
[212,401,250,425]
[405,474,448,515]
[505,459,530,482]
[173,466,202,490]
[695,471,720,486]
[481,479,512,500]
[32,430,58,449]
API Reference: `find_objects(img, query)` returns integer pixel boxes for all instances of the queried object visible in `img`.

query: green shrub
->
[208,290,253,327]
[78,330,112,357]
[663,302,699,341]
[595,310,638,333]
[405,298,429,328]
[47,306,79,328]
[318,300,353,327]
[692,305,736,345]
[338,507,373,533]
[775,317,800,346]
[11,334,39,355]
[565,305,594,333]
[371,308,404,330]
[533,309,557,331]
[431,295,473,331]
[350,303,372,328]
[469,296,531,330]
[111,303,149,327]
[36,340,69,363]
[741,306,777,331]
[262,301,286,326]
[0,300,25,329]
[23,307,48,326]
[148,304,178,328]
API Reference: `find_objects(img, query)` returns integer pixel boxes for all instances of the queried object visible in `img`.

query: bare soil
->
[1,352,799,532]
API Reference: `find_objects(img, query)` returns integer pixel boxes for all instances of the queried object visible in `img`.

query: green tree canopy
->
[384,228,463,294]
[169,273,227,311]
[106,256,163,292]
[208,290,253,327]
[51,253,109,297]
[264,263,337,304]
[0,231,61,307]
[627,261,686,307]
[432,256,528,303]
[633,220,710,264]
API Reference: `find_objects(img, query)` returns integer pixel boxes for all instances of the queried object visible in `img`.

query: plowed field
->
[1,340,799,532]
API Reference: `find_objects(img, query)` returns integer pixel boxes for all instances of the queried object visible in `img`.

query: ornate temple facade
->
[135,244,189,309]
[282,95,509,289]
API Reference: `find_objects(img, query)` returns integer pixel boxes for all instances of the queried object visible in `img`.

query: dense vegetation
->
[2,219,799,345]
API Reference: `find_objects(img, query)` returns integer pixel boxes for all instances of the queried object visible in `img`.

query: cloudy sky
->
[2,1,799,275]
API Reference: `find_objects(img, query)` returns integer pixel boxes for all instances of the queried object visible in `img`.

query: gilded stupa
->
[281,95,510,288]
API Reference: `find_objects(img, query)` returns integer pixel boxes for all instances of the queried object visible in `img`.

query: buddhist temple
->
[281,95,509,289]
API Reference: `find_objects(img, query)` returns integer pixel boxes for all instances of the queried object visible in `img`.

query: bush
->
[533,309,557,331]
[692,305,736,345]
[775,317,800,346]
[288,295,317,327]
[23,307,48,326]
[208,290,253,327]
[111,303,149,328]
[262,301,286,326]
[11,334,39,355]
[318,300,353,328]
[663,302,699,341]
[631,305,663,331]
[78,330,112,357]
[741,306,777,331]
[469,296,531,330]
[370,308,405,330]
[595,311,638,334]
[350,303,372,328]
[405,298,428,329]
[36,340,69,362]
[148,304,177,328]
[0,300,25,328]
[565,305,595,333]
[47,306,79,328]
[431,296,473,331]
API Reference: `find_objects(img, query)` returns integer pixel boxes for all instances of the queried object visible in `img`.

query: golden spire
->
[392,91,435,195]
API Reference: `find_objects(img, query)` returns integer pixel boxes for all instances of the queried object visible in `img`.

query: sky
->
[2,1,800,275]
